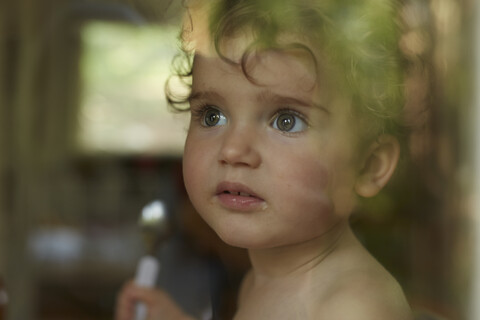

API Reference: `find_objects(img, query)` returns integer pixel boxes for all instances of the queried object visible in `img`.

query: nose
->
[219,124,261,168]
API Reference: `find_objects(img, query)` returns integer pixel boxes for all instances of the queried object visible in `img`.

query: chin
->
[213,226,267,249]
[217,227,296,250]
[216,229,255,248]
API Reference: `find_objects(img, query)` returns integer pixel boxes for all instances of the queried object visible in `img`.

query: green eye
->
[202,107,227,127]
[276,114,295,131]
[272,111,307,133]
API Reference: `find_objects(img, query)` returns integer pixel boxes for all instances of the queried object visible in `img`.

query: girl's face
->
[183,48,364,250]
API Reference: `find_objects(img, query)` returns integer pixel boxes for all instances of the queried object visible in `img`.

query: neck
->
[247,222,356,281]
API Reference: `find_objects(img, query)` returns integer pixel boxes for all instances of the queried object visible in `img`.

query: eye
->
[271,110,308,133]
[201,107,227,127]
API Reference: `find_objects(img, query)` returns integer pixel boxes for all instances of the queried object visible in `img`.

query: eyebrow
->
[189,89,329,113]
[257,90,329,113]
[188,90,225,104]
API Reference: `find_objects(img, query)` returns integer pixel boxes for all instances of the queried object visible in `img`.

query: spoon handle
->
[134,255,160,320]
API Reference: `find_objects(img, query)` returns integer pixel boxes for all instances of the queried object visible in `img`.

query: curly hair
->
[165,0,407,143]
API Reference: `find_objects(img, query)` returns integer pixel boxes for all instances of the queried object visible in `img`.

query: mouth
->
[216,182,262,199]
[215,181,266,211]
[221,190,255,197]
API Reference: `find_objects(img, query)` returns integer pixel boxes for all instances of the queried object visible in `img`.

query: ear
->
[355,135,400,198]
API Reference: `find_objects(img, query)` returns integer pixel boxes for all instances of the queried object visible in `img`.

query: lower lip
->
[216,193,265,211]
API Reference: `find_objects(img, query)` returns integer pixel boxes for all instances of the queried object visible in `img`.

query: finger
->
[115,281,136,320]
[116,283,193,320]
[124,284,165,306]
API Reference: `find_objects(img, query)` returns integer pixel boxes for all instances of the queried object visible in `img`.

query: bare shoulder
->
[318,266,413,320]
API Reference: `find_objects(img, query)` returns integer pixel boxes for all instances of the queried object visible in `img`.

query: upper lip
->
[216,181,263,199]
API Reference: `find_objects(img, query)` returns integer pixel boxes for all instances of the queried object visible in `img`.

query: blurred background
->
[0,0,478,319]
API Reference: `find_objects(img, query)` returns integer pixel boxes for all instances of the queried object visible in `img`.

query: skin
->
[184,49,360,249]
[115,281,195,320]
[182,44,412,319]
[116,32,411,320]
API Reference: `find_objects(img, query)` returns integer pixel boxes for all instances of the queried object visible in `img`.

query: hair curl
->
[165,0,408,146]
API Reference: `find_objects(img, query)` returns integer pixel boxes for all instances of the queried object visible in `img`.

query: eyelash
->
[190,104,309,132]
[190,103,212,121]
[270,108,309,133]
[273,108,308,122]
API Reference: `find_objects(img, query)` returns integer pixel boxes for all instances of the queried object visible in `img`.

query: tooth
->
[224,191,252,197]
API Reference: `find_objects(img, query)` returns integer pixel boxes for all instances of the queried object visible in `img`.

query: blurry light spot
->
[400,31,429,57]
[431,0,460,37]
[77,22,188,156]
[402,2,430,29]
[123,123,154,152]
[29,228,84,263]
[0,289,8,305]
[140,200,166,226]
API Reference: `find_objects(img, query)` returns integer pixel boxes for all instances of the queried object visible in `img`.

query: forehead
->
[184,1,329,97]
[192,49,317,92]
[191,49,365,150]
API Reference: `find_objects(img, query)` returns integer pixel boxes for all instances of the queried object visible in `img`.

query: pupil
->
[205,110,219,126]
[278,114,294,131]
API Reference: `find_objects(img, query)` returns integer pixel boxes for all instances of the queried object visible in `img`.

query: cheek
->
[182,135,207,204]
[294,160,329,190]
[275,150,355,222]
[277,155,333,214]
[182,155,195,199]
[279,148,330,191]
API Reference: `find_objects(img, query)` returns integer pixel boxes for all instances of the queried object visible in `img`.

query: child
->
[116,0,413,319]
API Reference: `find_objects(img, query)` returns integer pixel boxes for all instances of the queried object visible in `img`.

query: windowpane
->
[78,22,188,156]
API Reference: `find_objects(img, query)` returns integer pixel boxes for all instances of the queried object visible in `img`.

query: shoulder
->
[317,268,413,320]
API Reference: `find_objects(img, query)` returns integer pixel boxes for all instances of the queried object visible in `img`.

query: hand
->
[115,280,195,320]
